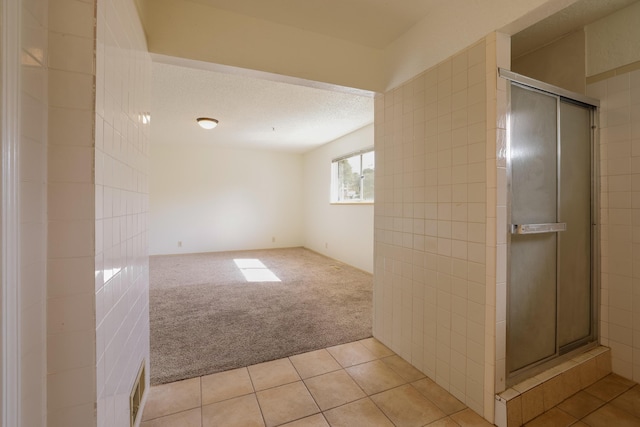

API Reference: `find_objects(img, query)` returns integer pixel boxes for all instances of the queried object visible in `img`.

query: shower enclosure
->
[500,70,599,385]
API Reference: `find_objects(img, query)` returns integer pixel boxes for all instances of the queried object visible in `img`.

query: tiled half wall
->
[372,32,510,421]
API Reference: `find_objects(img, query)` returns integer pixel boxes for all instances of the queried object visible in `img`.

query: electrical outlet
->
[325,242,328,249]
[272,236,276,243]
[178,241,182,247]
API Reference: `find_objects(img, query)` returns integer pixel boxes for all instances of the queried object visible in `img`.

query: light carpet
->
[149,247,372,385]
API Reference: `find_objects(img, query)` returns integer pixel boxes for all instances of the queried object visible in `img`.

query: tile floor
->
[526,373,640,427]
[140,338,640,427]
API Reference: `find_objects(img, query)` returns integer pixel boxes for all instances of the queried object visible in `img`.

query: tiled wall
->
[46,0,151,424]
[95,0,151,425]
[373,37,492,416]
[21,0,48,424]
[587,67,640,382]
[47,0,97,424]
[0,7,3,416]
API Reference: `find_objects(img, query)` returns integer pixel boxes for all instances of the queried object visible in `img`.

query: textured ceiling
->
[511,0,638,58]
[151,59,374,153]
[150,0,637,154]
[187,0,445,49]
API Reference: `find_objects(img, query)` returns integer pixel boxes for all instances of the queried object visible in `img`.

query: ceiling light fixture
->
[196,117,219,129]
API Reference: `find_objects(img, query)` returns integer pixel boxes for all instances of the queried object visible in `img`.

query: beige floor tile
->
[585,374,635,402]
[248,358,301,391]
[289,349,341,379]
[327,341,377,367]
[202,394,265,427]
[424,418,461,427]
[581,403,640,427]
[140,338,640,427]
[359,338,395,359]
[323,398,394,427]
[450,408,494,426]
[281,413,330,427]
[141,408,202,427]
[609,384,640,417]
[556,390,604,419]
[346,360,406,395]
[256,381,320,427]
[371,383,446,427]
[382,355,425,382]
[411,378,466,415]
[524,408,576,427]
[304,370,366,410]
[142,377,201,421]
[201,367,254,405]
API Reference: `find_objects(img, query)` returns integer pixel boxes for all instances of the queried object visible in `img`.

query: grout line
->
[141,407,203,423]
[243,366,269,427]
[252,389,268,427]
[341,366,369,398]
[298,368,322,408]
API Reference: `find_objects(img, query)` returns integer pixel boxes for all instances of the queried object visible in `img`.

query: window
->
[331,149,374,203]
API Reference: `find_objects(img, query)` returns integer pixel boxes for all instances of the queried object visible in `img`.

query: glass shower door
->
[508,84,559,373]
[557,101,592,350]
[507,81,595,380]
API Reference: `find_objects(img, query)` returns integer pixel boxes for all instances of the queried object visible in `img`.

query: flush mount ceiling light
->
[196,117,219,129]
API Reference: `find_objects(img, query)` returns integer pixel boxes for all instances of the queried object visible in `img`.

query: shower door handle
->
[510,223,567,234]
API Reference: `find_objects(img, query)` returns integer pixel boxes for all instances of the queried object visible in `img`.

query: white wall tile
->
[589,69,640,381]
[44,0,150,425]
[47,366,96,410]
[48,69,94,110]
[374,38,489,416]
[95,1,151,425]
[48,107,94,147]
[48,32,94,74]
[49,0,95,37]
[48,146,94,183]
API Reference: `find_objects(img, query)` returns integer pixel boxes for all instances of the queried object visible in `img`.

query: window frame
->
[330,147,375,204]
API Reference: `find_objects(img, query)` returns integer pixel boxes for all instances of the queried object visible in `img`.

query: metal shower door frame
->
[499,68,601,386]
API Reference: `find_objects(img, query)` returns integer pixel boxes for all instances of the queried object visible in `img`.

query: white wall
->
[302,125,374,273]
[137,0,385,92]
[46,0,98,424]
[136,0,580,92]
[512,30,586,94]
[21,0,48,423]
[585,1,640,77]
[383,0,576,90]
[150,145,303,255]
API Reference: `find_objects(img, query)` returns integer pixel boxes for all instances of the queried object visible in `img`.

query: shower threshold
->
[495,346,611,427]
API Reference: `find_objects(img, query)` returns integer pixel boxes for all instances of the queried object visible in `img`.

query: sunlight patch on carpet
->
[234,259,281,282]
